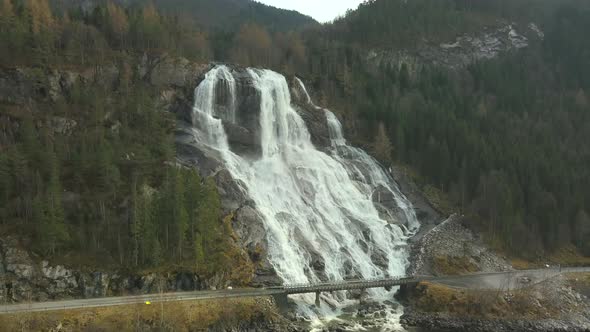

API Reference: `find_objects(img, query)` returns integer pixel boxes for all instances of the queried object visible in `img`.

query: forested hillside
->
[0,0,253,275]
[304,0,590,257]
[0,0,589,270]
[51,0,317,31]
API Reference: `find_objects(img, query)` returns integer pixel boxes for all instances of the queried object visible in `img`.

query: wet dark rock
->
[371,185,406,227]
[370,249,389,270]
[232,204,281,286]
[223,121,261,157]
[291,227,327,280]
[293,103,331,150]
[389,165,443,240]
[289,77,331,150]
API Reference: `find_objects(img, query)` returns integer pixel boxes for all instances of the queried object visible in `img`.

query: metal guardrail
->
[283,276,409,289]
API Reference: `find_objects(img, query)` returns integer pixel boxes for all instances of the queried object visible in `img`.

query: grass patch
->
[507,245,589,270]
[422,185,455,217]
[566,272,590,284]
[548,245,590,266]
[433,255,478,275]
[0,297,280,332]
[411,282,559,319]
[510,258,541,270]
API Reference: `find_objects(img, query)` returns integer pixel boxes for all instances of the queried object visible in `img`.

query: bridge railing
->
[282,275,410,290]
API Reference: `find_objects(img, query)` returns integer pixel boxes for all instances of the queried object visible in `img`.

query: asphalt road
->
[0,288,283,315]
[430,267,590,290]
[1,267,588,314]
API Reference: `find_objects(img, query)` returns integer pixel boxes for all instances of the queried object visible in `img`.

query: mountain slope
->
[301,0,590,257]
[51,0,318,31]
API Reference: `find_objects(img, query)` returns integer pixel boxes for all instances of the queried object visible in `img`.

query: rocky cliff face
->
[367,23,544,75]
[0,56,261,302]
[173,67,337,287]
[0,55,436,304]
[0,237,231,303]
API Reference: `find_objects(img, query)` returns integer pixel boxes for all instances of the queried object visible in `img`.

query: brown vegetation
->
[0,297,279,332]
[410,281,559,319]
[433,255,478,276]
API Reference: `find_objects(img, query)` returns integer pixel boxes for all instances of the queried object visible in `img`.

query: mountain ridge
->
[50,0,318,31]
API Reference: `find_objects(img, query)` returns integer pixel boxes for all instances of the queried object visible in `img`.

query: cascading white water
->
[295,77,419,233]
[190,66,419,329]
[324,111,420,234]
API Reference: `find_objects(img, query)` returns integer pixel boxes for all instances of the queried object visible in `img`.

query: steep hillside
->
[324,0,585,49]
[300,0,590,258]
[51,0,317,31]
[1,0,588,299]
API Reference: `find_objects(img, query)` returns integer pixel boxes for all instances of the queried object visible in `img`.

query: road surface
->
[0,267,588,314]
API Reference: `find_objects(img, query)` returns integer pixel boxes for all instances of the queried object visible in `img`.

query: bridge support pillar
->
[360,288,368,305]
[272,293,290,314]
[315,292,321,307]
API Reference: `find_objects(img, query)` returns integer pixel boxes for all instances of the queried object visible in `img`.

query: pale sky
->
[256,0,365,23]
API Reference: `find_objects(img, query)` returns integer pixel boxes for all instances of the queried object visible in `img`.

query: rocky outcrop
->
[368,23,544,74]
[407,215,511,276]
[289,77,331,150]
[0,237,236,303]
[390,166,442,235]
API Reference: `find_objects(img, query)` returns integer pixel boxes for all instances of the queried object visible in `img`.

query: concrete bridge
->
[281,276,418,295]
[273,267,590,307]
[1,267,588,314]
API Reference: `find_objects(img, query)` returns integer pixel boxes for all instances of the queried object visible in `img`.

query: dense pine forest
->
[310,0,590,257]
[0,0,589,273]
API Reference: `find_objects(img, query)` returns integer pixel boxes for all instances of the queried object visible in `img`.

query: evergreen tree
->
[40,152,69,254]
[130,176,141,266]
[173,170,188,260]
[185,169,203,245]
[199,177,223,270]
[574,210,590,255]
[374,122,393,164]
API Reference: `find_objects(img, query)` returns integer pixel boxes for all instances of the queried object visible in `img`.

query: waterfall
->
[324,111,420,234]
[189,65,419,328]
